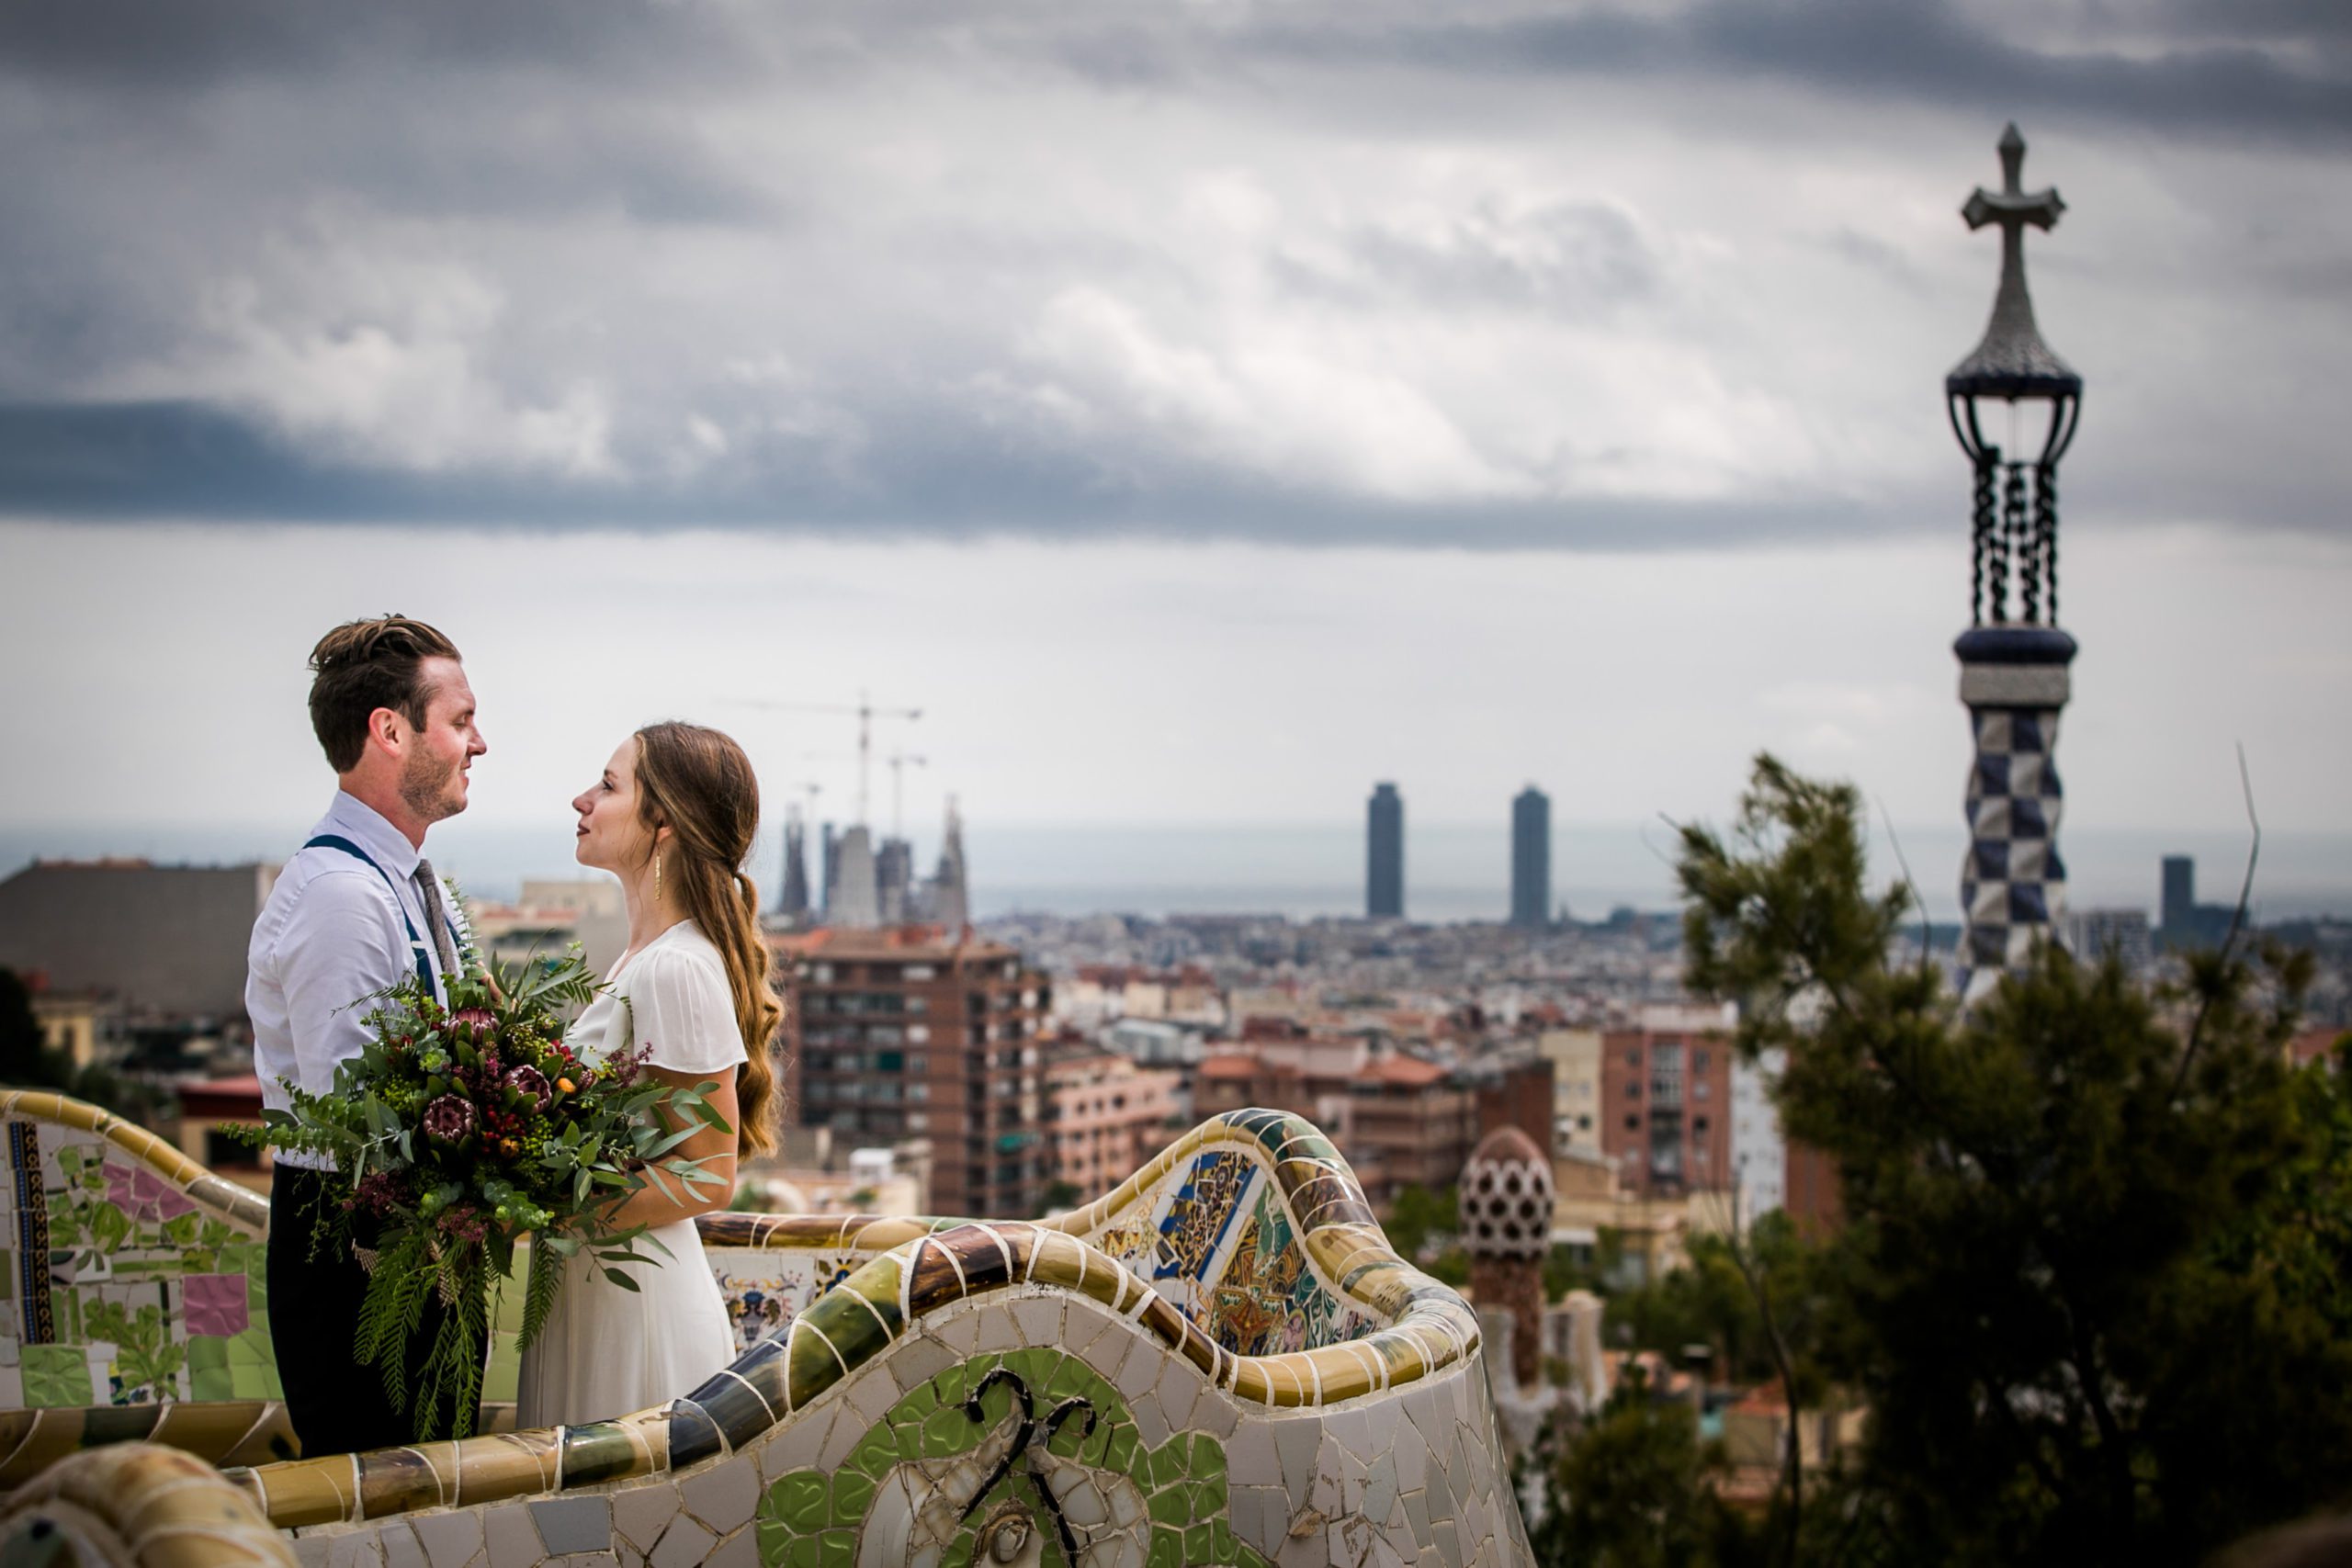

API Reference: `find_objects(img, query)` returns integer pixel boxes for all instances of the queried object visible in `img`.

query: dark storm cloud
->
[0,395,1893,551]
[15,0,2347,143]
[1,1,2347,545]
[1212,0,2352,148]
[0,0,734,90]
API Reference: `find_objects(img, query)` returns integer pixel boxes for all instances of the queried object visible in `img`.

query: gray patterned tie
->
[413,859,461,978]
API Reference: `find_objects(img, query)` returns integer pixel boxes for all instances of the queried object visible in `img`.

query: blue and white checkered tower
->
[1945,125,2085,1007]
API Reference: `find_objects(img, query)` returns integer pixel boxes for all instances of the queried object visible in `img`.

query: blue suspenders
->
[303,833,438,990]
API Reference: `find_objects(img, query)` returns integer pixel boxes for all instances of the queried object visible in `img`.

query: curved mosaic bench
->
[5,1100,1533,1566]
[0,1089,297,1486]
[0,1439,295,1568]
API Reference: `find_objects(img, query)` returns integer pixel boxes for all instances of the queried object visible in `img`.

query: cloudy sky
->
[3,1,2347,911]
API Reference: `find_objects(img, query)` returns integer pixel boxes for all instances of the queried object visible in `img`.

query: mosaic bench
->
[0,1093,1533,1566]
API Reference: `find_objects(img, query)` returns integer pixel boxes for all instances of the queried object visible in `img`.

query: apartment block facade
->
[1042,1047,1181,1203]
[775,928,1052,1220]
[1599,1026,1736,1195]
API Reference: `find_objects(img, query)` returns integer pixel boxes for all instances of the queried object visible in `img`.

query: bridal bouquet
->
[244,952,730,1439]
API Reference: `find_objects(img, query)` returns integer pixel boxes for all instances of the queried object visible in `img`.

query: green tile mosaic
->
[829,1468,874,1521]
[756,1346,1272,1568]
[22,1345,93,1408]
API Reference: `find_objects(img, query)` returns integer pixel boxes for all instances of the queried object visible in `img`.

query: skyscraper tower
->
[1945,125,2085,1007]
[2161,855,2195,938]
[1366,783,1404,919]
[778,804,810,919]
[1510,786,1551,931]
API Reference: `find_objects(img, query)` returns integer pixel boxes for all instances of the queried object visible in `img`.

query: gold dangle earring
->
[655,850,664,904]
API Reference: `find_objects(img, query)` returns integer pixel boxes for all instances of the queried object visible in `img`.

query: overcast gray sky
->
[3,1,2347,894]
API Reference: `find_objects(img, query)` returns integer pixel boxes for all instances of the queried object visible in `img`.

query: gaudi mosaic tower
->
[1945,125,2085,1007]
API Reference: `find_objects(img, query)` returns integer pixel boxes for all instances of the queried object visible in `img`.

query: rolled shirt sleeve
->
[618,946,747,1077]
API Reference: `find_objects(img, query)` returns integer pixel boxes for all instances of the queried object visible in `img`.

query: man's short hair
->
[307,615,462,773]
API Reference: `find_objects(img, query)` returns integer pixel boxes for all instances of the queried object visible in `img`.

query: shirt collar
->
[322,790,424,881]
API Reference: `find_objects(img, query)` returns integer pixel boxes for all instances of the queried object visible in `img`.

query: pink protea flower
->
[503,1064,552,1109]
[421,1094,477,1142]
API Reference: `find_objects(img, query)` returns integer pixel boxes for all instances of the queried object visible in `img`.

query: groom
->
[245,615,487,1456]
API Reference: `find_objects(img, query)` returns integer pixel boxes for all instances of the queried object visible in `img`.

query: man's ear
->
[368,705,406,755]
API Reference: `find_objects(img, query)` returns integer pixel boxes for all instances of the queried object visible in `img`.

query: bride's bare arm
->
[604,1063,741,1228]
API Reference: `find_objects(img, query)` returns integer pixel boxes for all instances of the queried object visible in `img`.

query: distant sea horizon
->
[5,819,2348,926]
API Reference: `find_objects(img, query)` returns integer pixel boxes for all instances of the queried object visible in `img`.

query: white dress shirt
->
[246,791,469,1168]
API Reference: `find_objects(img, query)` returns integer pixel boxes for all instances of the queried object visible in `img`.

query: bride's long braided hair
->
[631,721,784,1156]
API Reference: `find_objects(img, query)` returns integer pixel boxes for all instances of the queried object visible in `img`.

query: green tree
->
[1382,1181,1458,1261]
[1530,1367,1740,1568]
[0,968,59,1085]
[0,968,168,1124]
[1673,756,2352,1566]
[1606,1216,1826,1398]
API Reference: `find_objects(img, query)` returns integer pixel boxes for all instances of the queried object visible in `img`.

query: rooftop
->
[772,925,1019,963]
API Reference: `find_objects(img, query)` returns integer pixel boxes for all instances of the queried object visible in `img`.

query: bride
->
[515,721,782,1428]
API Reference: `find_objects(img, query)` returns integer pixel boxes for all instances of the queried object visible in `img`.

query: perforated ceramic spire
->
[1459,1125,1554,1262]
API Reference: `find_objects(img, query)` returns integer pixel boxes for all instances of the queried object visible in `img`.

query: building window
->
[1625,1048,1642,1067]
[905,965,936,981]
[1692,1116,1709,1134]
[1693,1048,1711,1070]
[1624,1114,1639,1131]
[1694,1081,1710,1101]
[1650,1043,1684,1107]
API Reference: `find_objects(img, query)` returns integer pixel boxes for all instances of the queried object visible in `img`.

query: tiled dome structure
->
[1459,1123,1555,1260]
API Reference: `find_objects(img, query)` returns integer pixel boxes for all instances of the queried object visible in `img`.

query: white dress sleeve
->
[618,941,748,1077]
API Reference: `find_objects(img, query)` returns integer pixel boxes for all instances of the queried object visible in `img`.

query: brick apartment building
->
[1193,1017,1553,1212]
[1041,1045,1180,1203]
[774,927,1051,1220]
[1339,1055,1480,1207]
[1600,1026,1736,1195]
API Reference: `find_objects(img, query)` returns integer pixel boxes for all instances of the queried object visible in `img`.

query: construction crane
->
[725,691,922,828]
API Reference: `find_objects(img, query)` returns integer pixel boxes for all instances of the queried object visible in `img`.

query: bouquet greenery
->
[243,951,731,1439]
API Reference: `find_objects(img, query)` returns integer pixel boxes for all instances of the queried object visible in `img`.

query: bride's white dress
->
[516,919,744,1428]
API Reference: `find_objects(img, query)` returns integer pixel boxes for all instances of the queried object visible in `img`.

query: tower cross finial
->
[1962,122,2064,239]
[1947,122,2077,404]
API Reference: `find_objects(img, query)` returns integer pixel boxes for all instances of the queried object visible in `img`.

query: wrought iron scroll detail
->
[958,1366,1101,1563]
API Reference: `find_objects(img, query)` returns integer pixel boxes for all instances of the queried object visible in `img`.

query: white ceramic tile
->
[379,1523,427,1568]
[412,1511,484,1568]
[609,1484,677,1552]
[678,1457,757,1536]
[481,1504,542,1568]
[647,1515,713,1568]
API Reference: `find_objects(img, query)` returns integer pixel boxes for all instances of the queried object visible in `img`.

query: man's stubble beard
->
[399,748,468,826]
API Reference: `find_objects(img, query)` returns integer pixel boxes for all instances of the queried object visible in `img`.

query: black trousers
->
[266,1169,471,1455]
